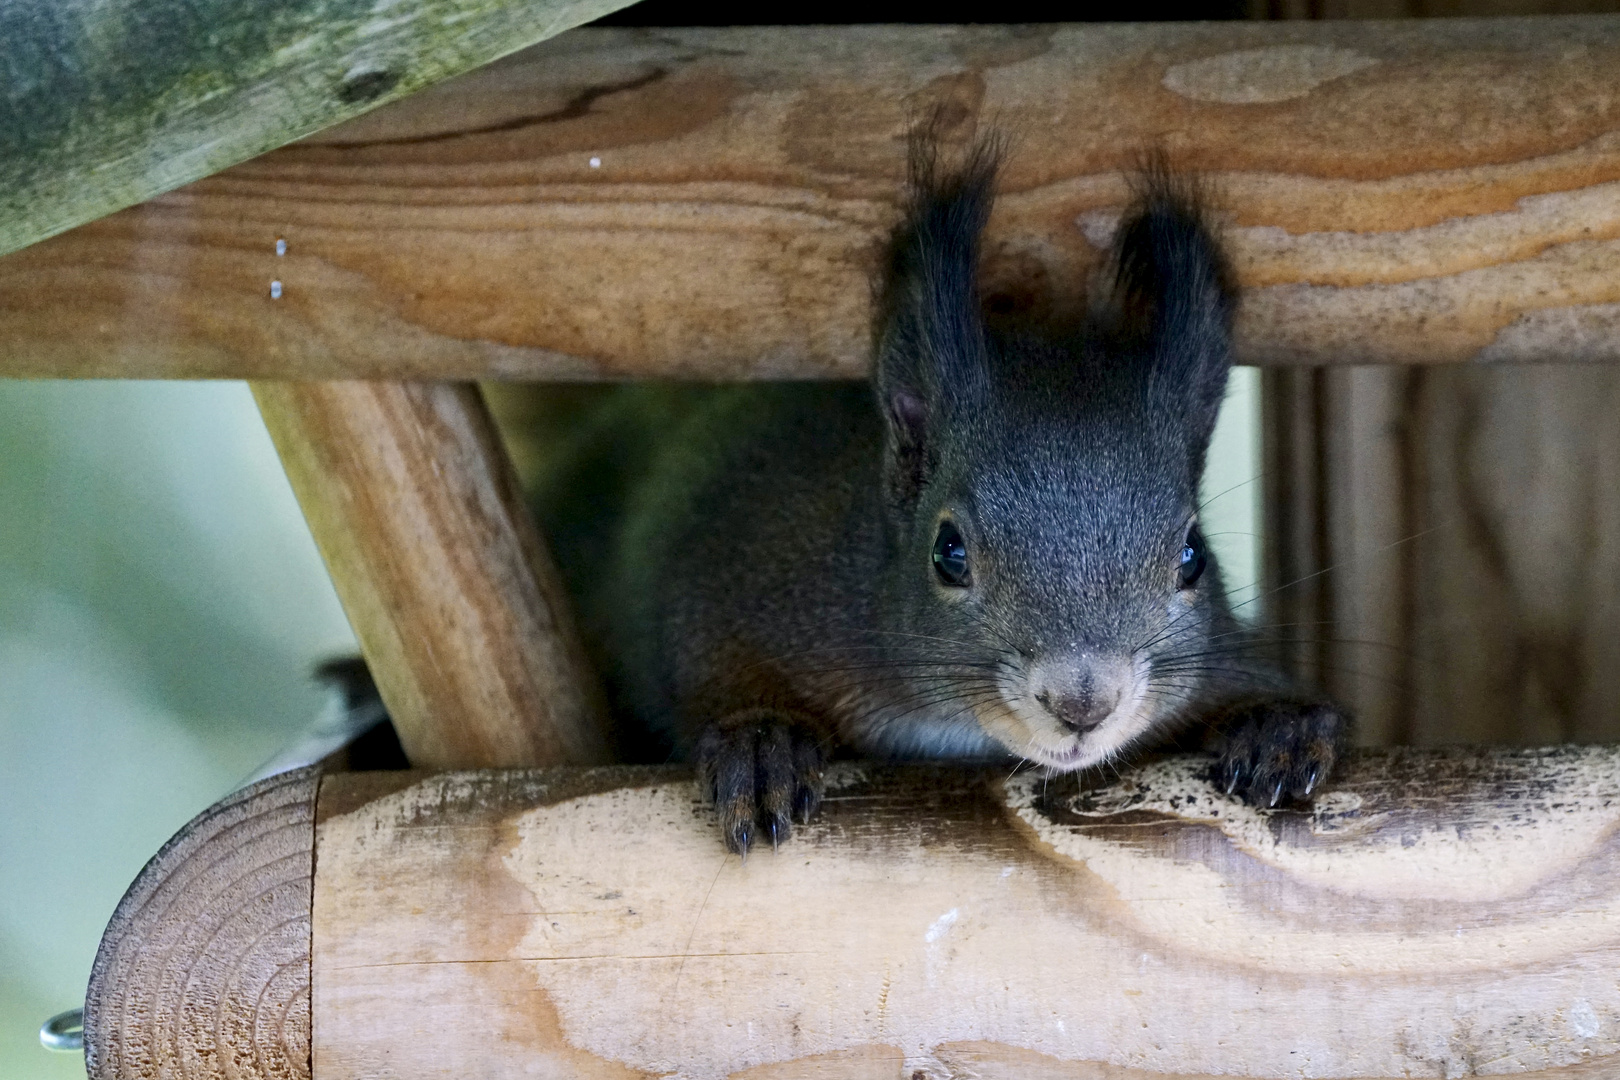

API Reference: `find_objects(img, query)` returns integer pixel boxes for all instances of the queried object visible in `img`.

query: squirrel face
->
[873,138,1236,772]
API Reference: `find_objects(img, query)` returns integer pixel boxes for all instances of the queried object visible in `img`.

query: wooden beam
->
[85,751,1620,1078]
[0,0,644,258]
[252,380,612,770]
[6,19,1620,379]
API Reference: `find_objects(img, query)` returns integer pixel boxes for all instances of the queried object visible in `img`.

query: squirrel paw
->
[1212,698,1347,808]
[695,715,826,857]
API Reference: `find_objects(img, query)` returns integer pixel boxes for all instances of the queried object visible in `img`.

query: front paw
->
[695,713,826,856]
[1213,698,1347,808]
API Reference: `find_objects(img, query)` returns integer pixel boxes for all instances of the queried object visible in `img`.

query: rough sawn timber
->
[7,18,1620,378]
[0,0,644,258]
[253,380,612,770]
[88,749,1620,1079]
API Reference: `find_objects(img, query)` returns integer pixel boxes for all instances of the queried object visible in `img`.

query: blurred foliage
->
[0,381,354,1080]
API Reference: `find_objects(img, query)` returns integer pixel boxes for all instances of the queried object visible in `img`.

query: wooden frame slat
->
[5,18,1620,379]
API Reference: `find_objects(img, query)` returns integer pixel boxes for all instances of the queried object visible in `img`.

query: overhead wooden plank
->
[0,0,645,259]
[253,380,613,770]
[82,752,1620,1078]
[5,18,1620,378]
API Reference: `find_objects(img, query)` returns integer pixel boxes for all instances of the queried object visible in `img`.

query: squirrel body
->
[530,139,1349,854]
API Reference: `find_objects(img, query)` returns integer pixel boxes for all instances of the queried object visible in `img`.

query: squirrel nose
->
[1037,687,1120,733]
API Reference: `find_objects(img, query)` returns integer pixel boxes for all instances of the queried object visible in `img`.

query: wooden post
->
[252,380,612,769]
[83,750,1620,1079]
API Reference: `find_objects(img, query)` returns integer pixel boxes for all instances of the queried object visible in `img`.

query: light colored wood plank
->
[0,0,643,258]
[253,380,611,769]
[8,19,1620,378]
[311,752,1620,1079]
[83,766,319,1080]
[1261,363,1620,746]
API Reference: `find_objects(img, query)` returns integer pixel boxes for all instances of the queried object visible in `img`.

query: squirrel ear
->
[1109,162,1237,463]
[874,129,1002,498]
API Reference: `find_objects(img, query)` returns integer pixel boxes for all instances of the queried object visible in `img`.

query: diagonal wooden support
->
[252,379,611,769]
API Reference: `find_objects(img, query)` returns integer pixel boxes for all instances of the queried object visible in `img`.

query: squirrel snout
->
[1037,686,1120,733]
[1029,657,1133,734]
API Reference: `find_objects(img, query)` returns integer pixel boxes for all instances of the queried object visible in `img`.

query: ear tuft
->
[874,121,1005,500]
[1110,155,1237,459]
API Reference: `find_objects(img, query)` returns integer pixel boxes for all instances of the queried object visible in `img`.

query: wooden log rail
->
[84,749,1620,1079]
[6,18,1620,377]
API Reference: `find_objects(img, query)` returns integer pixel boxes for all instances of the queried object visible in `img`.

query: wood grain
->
[0,0,643,257]
[311,753,1620,1079]
[8,19,1620,378]
[1262,363,1620,748]
[83,766,319,1080]
[253,380,612,769]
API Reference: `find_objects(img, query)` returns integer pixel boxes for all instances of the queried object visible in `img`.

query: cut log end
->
[84,766,319,1080]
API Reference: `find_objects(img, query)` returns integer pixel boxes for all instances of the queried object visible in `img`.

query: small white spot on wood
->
[1162,45,1380,105]
[925,908,958,943]
[275,238,286,256]
[270,281,282,299]
[1075,209,1121,250]
[589,156,601,168]
[1570,998,1600,1038]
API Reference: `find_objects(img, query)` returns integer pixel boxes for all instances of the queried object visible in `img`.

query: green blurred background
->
[0,373,1256,1078]
[0,381,356,1079]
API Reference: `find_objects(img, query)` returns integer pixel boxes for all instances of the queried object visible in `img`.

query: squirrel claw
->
[1222,761,1245,796]
[1211,697,1348,810]
[697,716,827,853]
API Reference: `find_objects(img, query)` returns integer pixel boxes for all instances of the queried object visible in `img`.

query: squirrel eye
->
[1179,524,1207,589]
[932,520,970,586]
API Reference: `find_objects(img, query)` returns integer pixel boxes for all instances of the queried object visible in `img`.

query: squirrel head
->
[871,135,1237,771]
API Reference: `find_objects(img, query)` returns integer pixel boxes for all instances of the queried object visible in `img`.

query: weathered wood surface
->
[0,0,643,258]
[83,766,319,1080]
[253,380,612,769]
[1262,363,1620,748]
[303,752,1620,1078]
[7,18,1620,378]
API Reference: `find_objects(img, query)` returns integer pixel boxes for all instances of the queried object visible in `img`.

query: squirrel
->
[518,132,1351,856]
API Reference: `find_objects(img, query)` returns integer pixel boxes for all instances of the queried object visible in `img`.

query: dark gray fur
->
[537,137,1348,854]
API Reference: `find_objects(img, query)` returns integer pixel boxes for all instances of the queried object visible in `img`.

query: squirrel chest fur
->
[530,140,1349,855]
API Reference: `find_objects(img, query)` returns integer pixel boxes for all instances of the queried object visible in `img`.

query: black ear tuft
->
[875,123,1005,499]
[1111,157,1237,461]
